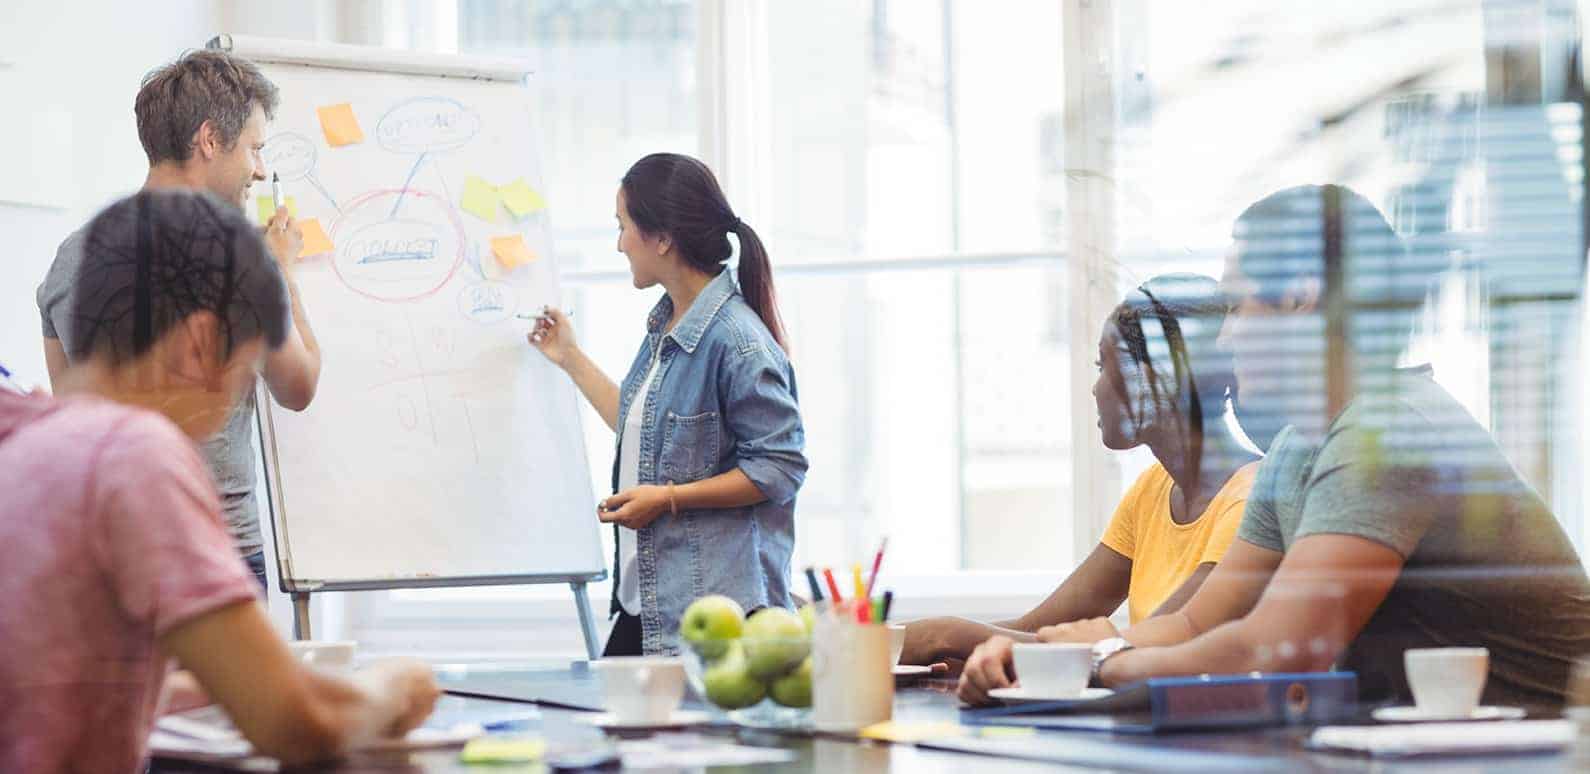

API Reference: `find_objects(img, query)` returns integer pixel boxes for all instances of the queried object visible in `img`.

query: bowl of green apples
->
[678,595,815,729]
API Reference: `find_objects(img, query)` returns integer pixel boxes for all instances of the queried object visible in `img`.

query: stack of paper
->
[1309,720,1573,758]
[150,706,484,765]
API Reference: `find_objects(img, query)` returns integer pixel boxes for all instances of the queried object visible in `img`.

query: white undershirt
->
[615,351,662,616]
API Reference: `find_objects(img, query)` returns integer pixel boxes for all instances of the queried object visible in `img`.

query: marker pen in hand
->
[271,172,285,216]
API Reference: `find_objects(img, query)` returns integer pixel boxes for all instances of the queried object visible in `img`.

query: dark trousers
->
[603,610,644,657]
[244,551,268,593]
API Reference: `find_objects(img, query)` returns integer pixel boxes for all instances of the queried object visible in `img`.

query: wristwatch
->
[1090,636,1134,683]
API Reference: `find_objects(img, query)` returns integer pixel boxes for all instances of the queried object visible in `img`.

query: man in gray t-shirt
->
[38,51,322,589]
[1238,365,1590,706]
[997,184,1590,710]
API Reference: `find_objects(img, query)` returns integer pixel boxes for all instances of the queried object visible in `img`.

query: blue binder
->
[960,672,1358,734]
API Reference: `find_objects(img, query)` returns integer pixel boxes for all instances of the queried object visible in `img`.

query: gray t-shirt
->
[1238,366,1590,708]
[38,228,264,556]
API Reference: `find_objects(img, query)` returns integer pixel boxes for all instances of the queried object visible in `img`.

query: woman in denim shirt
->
[530,153,807,656]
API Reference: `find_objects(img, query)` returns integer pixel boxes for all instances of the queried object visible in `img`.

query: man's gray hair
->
[135,49,279,165]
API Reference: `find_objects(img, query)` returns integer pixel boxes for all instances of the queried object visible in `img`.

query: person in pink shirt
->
[0,189,438,772]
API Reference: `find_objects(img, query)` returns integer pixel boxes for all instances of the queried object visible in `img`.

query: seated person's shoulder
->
[34,397,198,474]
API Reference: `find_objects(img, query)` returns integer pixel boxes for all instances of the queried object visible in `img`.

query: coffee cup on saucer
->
[1405,647,1488,717]
[593,656,686,725]
[1011,642,1093,698]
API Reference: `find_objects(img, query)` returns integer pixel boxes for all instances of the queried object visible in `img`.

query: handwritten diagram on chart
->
[254,64,599,584]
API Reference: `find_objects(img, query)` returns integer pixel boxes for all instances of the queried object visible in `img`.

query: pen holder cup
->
[812,618,893,732]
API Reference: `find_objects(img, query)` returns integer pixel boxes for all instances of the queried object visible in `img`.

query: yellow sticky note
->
[459,737,545,764]
[255,196,297,224]
[858,720,967,743]
[978,726,1038,738]
[298,217,334,258]
[498,178,547,218]
[316,103,365,147]
[490,234,537,270]
[461,175,500,222]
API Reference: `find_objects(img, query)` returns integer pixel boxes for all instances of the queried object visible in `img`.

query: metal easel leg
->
[571,581,600,661]
[292,592,312,640]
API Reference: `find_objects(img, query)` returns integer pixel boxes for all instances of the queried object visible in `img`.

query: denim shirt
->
[611,268,807,655]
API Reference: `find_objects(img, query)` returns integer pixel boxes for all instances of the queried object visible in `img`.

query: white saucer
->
[988,686,1114,704]
[893,665,933,676]
[577,710,714,729]
[1371,705,1526,723]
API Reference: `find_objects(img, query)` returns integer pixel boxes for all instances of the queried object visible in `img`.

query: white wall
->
[0,0,225,384]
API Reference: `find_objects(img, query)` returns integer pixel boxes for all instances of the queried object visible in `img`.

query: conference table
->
[150,662,1576,772]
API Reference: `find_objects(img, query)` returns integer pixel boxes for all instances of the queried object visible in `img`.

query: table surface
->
[150,663,1578,773]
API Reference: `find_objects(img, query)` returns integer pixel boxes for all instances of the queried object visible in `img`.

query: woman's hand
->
[1036,616,1119,644]
[599,485,672,530]
[956,635,1016,707]
[528,306,578,369]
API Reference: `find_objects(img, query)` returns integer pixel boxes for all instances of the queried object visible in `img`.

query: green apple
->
[798,604,816,634]
[742,607,810,680]
[680,595,745,659]
[768,656,813,708]
[702,641,767,709]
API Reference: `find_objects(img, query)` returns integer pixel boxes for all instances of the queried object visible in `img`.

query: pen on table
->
[271,172,285,214]
[865,537,888,598]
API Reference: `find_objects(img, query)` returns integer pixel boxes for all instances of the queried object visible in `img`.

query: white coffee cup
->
[1012,642,1093,698]
[594,656,686,724]
[888,625,906,666]
[1405,647,1488,717]
[288,640,357,673]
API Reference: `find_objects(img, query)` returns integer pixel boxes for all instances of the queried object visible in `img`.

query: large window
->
[327,0,1587,660]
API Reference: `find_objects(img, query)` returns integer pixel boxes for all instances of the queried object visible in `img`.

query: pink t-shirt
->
[0,392,259,773]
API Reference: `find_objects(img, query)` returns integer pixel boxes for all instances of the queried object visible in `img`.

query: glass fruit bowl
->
[682,636,813,730]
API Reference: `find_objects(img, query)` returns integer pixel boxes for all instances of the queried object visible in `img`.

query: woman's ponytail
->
[731,220,787,351]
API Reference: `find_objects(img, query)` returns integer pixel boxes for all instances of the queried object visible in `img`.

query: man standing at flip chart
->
[36,49,323,590]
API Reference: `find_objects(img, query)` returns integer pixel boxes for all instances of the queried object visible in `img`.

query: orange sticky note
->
[490,234,537,270]
[316,103,364,147]
[298,218,334,258]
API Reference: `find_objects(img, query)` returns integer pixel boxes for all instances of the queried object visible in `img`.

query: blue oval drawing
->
[377,97,482,154]
[263,133,316,181]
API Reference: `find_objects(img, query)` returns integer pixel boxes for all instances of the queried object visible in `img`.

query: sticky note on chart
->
[298,218,334,258]
[498,178,547,217]
[461,175,501,222]
[255,195,297,224]
[490,234,537,270]
[316,103,365,147]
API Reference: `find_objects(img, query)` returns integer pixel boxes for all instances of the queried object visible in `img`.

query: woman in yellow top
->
[902,274,1261,685]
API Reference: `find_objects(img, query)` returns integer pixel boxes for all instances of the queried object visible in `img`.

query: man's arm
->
[1099,534,1404,686]
[262,276,321,410]
[42,337,68,392]
[260,211,321,411]
[160,600,438,765]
